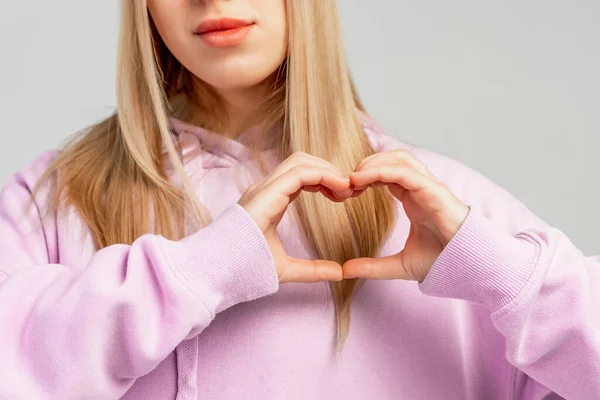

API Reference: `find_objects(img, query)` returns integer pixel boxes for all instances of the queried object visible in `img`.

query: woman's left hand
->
[343,149,470,282]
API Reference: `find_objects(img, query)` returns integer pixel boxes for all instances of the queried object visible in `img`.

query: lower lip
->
[197,24,254,48]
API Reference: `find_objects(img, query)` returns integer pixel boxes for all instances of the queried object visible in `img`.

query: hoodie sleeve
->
[0,153,279,399]
[410,147,600,399]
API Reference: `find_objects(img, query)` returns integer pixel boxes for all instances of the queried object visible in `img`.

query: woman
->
[0,1,597,399]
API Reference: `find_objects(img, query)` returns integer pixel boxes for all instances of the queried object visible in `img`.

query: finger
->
[263,153,344,188]
[356,150,436,180]
[354,152,380,172]
[262,161,343,191]
[342,254,410,280]
[284,257,344,283]
[318,186,347,203]
[350,182,386,193]
[272,166,353,199]
[289,185,346,203]
[350,165,436,192]
[388,183,408,201]
[303,185,322,193]
[355,150,420,171]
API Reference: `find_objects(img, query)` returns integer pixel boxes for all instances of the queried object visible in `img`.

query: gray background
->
[1,1,598,253]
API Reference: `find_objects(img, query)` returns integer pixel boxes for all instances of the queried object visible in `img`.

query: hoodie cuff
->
[419,207,540,312]
[159,204,279,315]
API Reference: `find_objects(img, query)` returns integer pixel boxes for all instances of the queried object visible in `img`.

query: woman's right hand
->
[238,152,353,284]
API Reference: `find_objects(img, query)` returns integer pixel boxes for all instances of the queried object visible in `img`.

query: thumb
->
[342,253,411,280]
[282,257,344,283]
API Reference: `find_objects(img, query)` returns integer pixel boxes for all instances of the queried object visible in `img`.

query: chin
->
[194,61,280,92]
[207,76,267,92]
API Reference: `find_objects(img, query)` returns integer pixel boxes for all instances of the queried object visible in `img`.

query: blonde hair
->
[37,0,395,350]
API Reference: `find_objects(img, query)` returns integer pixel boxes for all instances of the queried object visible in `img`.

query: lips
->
[194,17,255,48]
[195,18,254,35]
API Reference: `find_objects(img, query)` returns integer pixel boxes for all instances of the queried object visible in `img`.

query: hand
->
[343,149,470,282]
[238,152,354,284]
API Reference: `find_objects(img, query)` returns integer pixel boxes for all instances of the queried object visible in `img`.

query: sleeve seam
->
[153,235,215,320]
[491,232,544,318]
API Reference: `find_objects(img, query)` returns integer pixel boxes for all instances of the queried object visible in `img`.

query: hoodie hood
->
[164,113,395,171]
[166,117,266,169]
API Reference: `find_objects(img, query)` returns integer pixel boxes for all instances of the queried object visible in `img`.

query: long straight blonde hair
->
[37,0,396,350]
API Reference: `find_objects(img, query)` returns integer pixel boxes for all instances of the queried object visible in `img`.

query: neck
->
[186,74,280,141]
[219,89,263,135]
[216,75,277,136]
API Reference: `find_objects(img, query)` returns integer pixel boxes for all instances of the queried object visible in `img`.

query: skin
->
[147,0,288,134]
[344,150,470,282]
[148,0,470,284]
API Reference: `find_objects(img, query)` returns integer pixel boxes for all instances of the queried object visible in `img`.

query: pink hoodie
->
[0,118,598,400]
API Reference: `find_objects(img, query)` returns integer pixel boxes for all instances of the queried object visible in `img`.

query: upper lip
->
[194,18,254,34]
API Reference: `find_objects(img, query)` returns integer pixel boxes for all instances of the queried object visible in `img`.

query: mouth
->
[194,18,255,48]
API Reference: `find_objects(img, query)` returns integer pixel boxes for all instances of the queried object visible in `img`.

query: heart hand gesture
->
[239,149,470,284]
[238,152,353,283]
[343,150,470,282]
